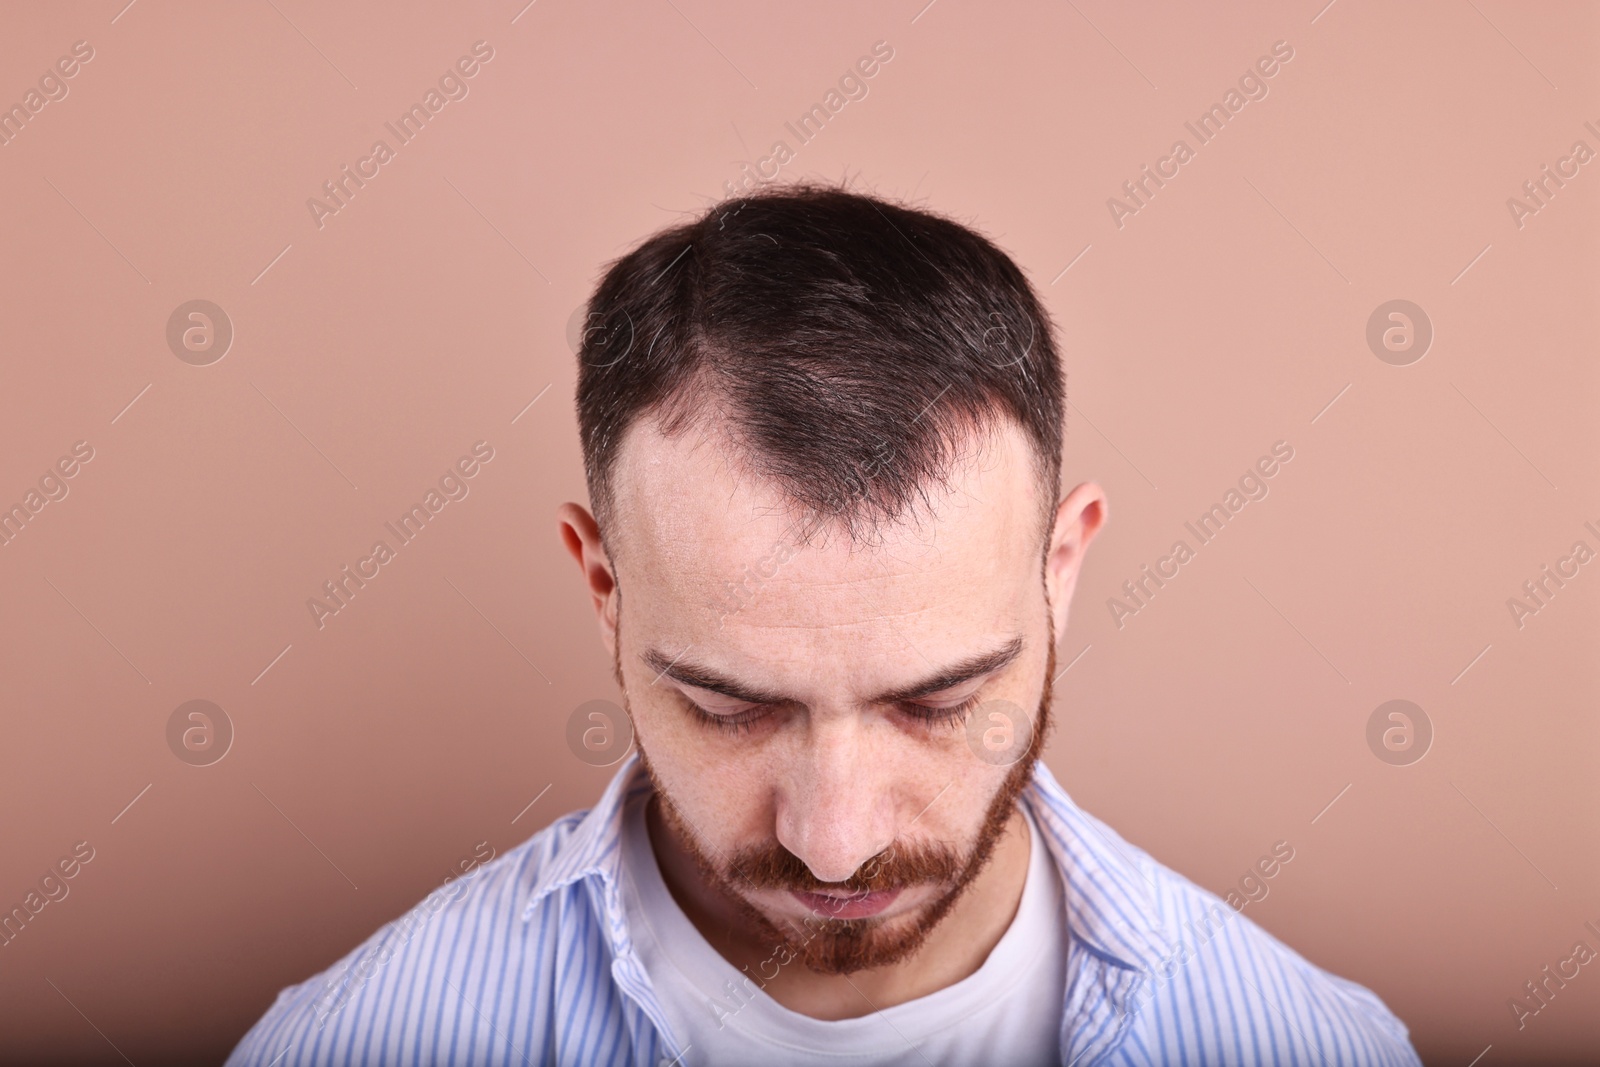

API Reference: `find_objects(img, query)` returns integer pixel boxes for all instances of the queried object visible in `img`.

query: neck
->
[644,794,1033,1021]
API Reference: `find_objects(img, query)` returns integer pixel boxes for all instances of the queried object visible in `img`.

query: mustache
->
[726,838,964,894]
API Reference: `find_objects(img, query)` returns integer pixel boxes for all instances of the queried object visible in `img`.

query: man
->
[229,185,1422,1065]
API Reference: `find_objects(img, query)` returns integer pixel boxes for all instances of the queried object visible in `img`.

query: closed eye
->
[679,691,982,737]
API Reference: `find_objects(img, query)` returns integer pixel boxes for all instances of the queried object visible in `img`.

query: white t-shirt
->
[617,789,1068,1066]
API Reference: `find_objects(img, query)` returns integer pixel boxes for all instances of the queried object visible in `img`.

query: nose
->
[773,715,895,885]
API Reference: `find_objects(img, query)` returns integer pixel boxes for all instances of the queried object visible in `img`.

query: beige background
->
[0,1,1595,1063]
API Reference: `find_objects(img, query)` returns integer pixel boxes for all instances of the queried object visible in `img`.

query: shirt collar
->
[522,752,1170,977]
[521,751,650,956]
[1020,758,1170,976]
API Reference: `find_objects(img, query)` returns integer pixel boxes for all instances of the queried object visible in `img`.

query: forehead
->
[607,415,1044,645]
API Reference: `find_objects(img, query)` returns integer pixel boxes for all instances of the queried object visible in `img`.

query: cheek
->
[641,724,772,834]
[899,755,1010,844]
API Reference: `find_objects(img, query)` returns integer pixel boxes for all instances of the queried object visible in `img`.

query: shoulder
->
[1113,841,1423,1066]
[224,809,607,1067]
[1024,768,1422,1065]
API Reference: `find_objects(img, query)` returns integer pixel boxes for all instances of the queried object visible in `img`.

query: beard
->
[619,614,1057,978]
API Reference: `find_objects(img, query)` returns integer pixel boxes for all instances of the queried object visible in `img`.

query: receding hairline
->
[596,394,1060,567]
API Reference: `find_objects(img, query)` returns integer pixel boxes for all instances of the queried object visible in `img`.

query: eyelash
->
[683,694,982,737]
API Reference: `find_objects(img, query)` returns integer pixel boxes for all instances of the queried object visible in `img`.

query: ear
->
[1044,482,1108,648]
[556,502,619,656]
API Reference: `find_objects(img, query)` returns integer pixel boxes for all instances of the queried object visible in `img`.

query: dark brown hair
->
[575,182,1064,552]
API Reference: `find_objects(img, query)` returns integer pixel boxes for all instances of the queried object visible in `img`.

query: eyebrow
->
[640,634,1025,707]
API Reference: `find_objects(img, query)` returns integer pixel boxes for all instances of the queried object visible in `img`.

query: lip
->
[790,887,903,919]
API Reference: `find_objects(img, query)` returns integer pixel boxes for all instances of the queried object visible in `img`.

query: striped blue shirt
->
[227,753,1422,1066]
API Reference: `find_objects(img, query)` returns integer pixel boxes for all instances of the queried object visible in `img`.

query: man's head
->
[558,184,1106,974]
